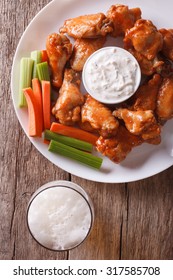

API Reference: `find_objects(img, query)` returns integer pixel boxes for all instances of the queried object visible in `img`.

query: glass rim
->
[26,180,94,252]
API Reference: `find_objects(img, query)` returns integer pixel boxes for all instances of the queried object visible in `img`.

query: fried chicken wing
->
[156,76,173,121]
[81,94,119,138]
[159,58,173,78]
[46,33,72,88]
[124,19,163,60]
[59,13,113,39]
[124,19,164,75]
[52,69,84,125]
[96,126,142,163]
[128,48,164,76]
[159,29,173,61]
[70,37,106,71]
[129,74,162,111]
[78,120,96,132]
[113,108,161,143]
[107,4,141,37]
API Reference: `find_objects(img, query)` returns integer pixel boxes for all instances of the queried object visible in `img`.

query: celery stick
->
[48,140,103,169]
[44,130,93,152]
[19,57,34,107]
[31,50,41,79]
[36,62,50,81]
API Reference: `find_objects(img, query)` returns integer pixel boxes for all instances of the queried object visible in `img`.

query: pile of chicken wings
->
[46,4,173,164]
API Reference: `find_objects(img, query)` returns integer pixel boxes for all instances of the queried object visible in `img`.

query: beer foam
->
[27,186,92,250]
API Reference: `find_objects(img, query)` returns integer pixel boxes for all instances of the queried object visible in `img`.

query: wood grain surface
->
[0,0,173,260]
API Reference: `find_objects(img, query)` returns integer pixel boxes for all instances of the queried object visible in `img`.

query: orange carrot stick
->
[23,87,42,137]
[41,50,49,63]
[44,139,50,145]
[42,80,51,130]
[50,122,99,146]
[32,78,43,133]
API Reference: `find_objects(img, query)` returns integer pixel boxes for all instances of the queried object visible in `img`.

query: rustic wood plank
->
[121,166,173,260]
[69,167,173,260]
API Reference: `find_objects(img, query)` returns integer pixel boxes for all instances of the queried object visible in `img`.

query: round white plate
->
[11,0,173,183]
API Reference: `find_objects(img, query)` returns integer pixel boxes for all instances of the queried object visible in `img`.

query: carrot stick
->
[23,87,42,137]
[32,78,43,133]
[42,80,51,129]
[41,50,49,63]
[44,139,50,145]
[50,122,99,146]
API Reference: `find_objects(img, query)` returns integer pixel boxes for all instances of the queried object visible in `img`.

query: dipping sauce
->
[82,46,141,104]
[27,181,94,251]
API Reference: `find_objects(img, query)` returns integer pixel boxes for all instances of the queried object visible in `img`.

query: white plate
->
[11,0,173,183]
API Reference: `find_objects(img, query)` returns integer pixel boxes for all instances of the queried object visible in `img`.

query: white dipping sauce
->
[82,47,141,104]
[27,181,93,251]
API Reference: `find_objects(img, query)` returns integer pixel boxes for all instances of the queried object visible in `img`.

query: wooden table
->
[1,0,173,260]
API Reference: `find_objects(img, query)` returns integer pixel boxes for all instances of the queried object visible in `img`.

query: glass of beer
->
[27,180,94,251]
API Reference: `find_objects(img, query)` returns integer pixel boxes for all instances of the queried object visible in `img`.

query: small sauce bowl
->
[82,46,141,104]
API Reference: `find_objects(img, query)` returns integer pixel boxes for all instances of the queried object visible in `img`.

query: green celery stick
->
[44,130,93,152]
[48,140,103,169]
[31,50,41,79]
[19,57,34,107]
[36,61,50,81]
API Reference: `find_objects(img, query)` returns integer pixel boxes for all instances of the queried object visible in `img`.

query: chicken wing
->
[106,4,141,37]
[129,74,162,111]
[96,125,142,163]
[124,19,163,60]
[124,19,164,75]
[70,37,106,71]
[159,29,173,61]
[156,76,173,121]
[127,48,164,76]
[52,69,84,125]
[113,108,161,143]
[46,33,72,88]
[81,94,119,138]
[59,13,113,39]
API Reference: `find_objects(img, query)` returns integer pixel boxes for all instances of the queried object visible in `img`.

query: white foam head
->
[27,181,94,251]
